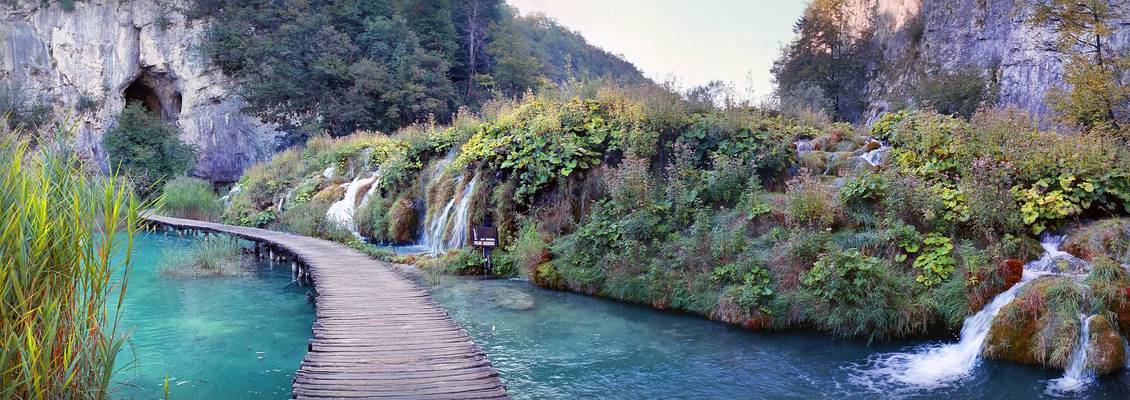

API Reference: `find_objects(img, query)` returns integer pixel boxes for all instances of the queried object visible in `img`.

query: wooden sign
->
[472,226,498,248]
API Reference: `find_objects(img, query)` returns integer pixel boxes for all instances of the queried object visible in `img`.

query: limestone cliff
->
[1,1,278,183]
[844,0,1130,121]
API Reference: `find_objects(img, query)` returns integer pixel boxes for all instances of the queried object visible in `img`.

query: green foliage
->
[160,176,221,221]
[839,172,887,205]
[1015,173,1130,233]
[103,103,194,198]
[457,98,633,202]
[714,256,774,314]
[875,108,1130,234]
[912,233,956,287]
[1084,256,1130,314]
[802,249,881,300]
[498,219,549,278]
[278,198,351,243]
[792,247,928,340]
[1,128,141,398]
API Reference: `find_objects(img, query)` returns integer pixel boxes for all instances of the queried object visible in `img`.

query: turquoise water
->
[110,233,1130,398]
[425,277,1130,399]
[111,233,314,399]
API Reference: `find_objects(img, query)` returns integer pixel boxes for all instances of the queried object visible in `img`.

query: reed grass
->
[160,176,222,222]
[0,124,142,399]
[159,237,247,278]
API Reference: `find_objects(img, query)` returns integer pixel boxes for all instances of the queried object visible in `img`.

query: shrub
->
[784,174,841,229]
[500,219,550,278]
[160,238,247,278]
[278,198,353,242]
[103,103,194,198]
[912,66,991,119]
[791,248,928,340]
[160,176,221,221]
[1084,256,1130,314]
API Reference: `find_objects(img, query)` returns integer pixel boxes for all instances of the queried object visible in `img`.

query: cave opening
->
[122,69,181,122]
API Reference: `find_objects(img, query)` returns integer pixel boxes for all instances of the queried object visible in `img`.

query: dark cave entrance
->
[123,68,181,122]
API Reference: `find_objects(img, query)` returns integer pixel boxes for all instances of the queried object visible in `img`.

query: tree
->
[772,0,871,122]
[486,16,545,97]
[103,103,194,197]
[197,0,647,144]
[1027,0,1128,134]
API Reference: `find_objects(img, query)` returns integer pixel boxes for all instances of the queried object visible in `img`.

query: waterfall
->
[446,175,478,250]
[357,168,383,211]
[854,233,1085,390]
[325,172,380,237]
[421,173,478,254]
[1047,315,1096,393]
[323,165,336,179]
[859,142,890,166]
[424,177,461,253]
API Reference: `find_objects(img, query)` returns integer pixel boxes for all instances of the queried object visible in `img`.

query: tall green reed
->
[0,122,142,399]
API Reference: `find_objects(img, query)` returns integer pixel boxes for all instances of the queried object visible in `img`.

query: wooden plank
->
[142,215,508,399]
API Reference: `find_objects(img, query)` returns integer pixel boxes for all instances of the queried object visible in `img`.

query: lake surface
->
[111,232,1130,399]
[111,233,314,399]
[424,276,1130,399]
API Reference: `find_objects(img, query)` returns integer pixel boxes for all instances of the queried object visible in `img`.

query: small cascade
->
[421,172,479,254]
[220,184,241,207]
[325,172,380,237]
[855,233,1088,390]
[357,168,383,210]
[795,139,815,153]
[322,166,336,179]
[445,174,479,250]
[859,142,890,166]
[1047,314,1096,393]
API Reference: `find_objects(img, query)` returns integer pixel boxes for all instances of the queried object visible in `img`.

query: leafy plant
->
[912,233,956,287]
[802,248,882,300]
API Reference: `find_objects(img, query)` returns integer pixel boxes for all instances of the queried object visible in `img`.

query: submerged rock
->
[489,286,535,311]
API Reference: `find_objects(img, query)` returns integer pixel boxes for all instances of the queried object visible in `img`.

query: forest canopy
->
[193,0,648,144]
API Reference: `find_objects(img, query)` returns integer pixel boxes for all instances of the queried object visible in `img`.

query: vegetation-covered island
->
[2,0,1129,398]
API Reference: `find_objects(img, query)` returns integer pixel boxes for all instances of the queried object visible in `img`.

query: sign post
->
[472,226,498,275]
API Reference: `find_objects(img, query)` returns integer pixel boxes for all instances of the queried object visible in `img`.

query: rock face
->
[841,0,1130,122]
[1,1,278,183]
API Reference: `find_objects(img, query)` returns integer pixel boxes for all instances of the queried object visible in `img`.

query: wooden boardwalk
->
[144,215,508,399]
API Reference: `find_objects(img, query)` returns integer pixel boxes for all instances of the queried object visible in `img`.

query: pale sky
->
[507,0,809,101]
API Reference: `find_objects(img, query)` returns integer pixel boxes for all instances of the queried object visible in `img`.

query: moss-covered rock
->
[1064,219,1130,262]
[1086,315,1126,375]
[798,151,827,173]
[386,194,419,243]
[984,276,1084,370]
[311,184,346,203]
